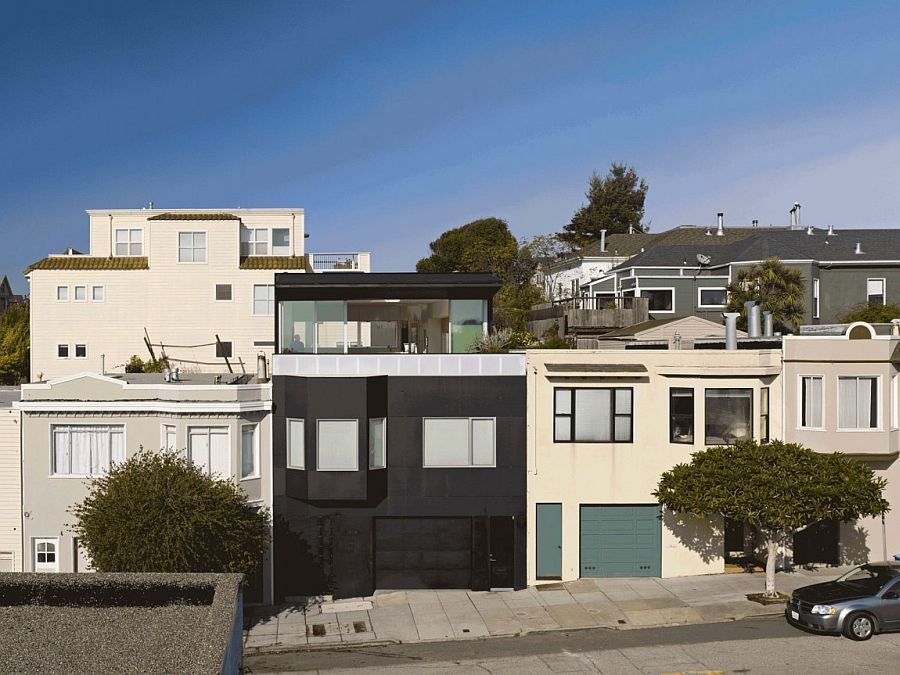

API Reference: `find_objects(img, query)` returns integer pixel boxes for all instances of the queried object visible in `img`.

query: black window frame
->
[669,387,694,444]
[704,387,754,446]
[553,387,633,443]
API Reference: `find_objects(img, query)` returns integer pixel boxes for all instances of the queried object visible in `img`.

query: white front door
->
[34,538,59,573]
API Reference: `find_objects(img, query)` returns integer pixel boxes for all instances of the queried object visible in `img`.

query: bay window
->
[187,426,230,476]
[838,376,879,430]
[369,418,386,469]
[287,418,305,469]
[317,419,359,471]
[704,389,752,445]
[241,424,258,479]
[52,425,125,476]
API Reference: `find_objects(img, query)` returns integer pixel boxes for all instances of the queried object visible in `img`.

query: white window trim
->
[316,419,359,472]
[57,344,69,359]
[252,284,275,316]
[369,417,387,469]
[836,375,882,432]
[186,425,232,477]
[33,537,59,573]
[796,374,826,431]
[91,285,105,302]
[214,283,233,303]
[241,227,270,257]
[177,230,208,264]
[286,418,305,470]
[272,227,291,256]
[697,286,727,308]
[812,278,820,319]
[73,285,87,302]
[74,344,87,359]
[48,424,127,478]
[422,417,497,468]
[161,424,177,452]
[892,374,899,431]
[56,285,68,301]
[637,286,676,314]
[115,228,143,256]
[240,424,260,481]
[867,277,886,304]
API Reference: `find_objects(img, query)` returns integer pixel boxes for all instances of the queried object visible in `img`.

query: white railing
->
[308,252,371,272]
[273,353,526,377]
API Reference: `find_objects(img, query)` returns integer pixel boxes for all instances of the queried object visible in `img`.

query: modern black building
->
[271,273,527,599]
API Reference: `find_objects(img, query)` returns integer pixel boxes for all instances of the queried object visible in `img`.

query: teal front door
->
[580,505,661,577]
[536,503,562,579]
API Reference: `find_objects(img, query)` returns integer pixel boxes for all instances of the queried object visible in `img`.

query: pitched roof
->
[24,256,149,274]
[577,226,771,259]
[240,256,310,271]
[147,212,238,220]
[600,317,680,337]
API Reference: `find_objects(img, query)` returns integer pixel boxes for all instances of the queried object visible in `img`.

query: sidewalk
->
[243,570,834,655]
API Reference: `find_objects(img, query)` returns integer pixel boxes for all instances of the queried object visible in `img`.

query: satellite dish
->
[696,253,711,265]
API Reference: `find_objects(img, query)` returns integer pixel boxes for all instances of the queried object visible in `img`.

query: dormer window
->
[115,229,142,256]
[241,227,268,256]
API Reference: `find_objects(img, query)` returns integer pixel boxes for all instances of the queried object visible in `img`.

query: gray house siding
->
[818,267,900,322]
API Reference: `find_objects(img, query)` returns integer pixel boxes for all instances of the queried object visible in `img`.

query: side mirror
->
[883,591,899,600]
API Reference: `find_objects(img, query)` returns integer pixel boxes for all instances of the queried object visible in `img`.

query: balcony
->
[308,252,371,272]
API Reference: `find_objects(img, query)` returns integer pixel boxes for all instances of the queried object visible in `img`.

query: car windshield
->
[837,564,897,591]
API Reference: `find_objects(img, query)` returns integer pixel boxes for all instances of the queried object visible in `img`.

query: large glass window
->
[253,284,275,315]
[115,228,142,256]
[450,299,487,353]
[317,419,358,471]
[422,417,495,467]
[272,228,291,255]
[240,227,268,256]
[178,232,207,262]
[839,376,879,430]
[369,418,386,469]
[287,418,305,469]
[641,289,674,312]
[670,388,694,443]
[704,389,752,445]
[698,288,727,307]
[241,424,258,479]
[867,279,885,306]
[52,425,125,476]
[800,376,823,429]
[187,426,229,476]
[553,388,633,443]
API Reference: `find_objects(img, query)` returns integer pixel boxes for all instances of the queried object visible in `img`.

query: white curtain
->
[53,429,70,474]
[189,429,210,474]
[210,429,230,477]
[92,427,109,475]
[839,377,875,429]
[803,377,823,428]
[70,428,93,475]
[110,429,125,466]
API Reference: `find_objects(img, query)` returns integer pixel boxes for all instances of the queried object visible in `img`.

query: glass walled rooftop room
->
[279,299,488,355]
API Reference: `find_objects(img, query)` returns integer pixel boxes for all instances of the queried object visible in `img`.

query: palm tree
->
[726,258,805,333]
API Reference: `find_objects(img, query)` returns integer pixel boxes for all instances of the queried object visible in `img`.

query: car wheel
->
[844,612,875,641]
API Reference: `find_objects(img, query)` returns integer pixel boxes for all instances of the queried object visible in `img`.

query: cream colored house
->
[15,372,274,603]
[0,391,22,572]
[783,322,900,565]
[26,208,371,381]
[527,347,782,585]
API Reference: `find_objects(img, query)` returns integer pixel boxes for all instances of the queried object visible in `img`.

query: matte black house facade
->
[271,273,527,599]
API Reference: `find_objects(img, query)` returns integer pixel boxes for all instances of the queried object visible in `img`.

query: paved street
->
[246,615,900,674]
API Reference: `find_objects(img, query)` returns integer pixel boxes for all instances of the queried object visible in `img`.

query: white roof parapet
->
[273,353,527,377]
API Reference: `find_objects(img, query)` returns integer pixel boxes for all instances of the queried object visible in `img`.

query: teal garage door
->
[580,505,661,577]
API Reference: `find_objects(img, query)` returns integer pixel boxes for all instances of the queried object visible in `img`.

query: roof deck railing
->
[308,252,370,272]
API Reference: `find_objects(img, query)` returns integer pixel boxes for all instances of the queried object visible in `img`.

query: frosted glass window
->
[471,418,495,466]
[178,232,206,262]
[74,286,86,301]
[287,419,305,469]
[92,285,104,301]
[241,425,257,479]
[56,286,68,301]
[423,418,470,466]
[188,427,229,476]
[553,387,632,442]
[51,425,124,476]
[317,420,358,471]
[575,389,610,441]
[800,377,823,428]
[369,418,386,469]
[839,377,878,430]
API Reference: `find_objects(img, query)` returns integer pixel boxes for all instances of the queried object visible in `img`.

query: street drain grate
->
[353,621,368,633]
[310,624,326,637]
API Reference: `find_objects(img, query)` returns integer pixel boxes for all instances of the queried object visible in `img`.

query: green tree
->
[70,450,270,577]
[559,163,648,248]
[0,300,29,384]
[841,303,900,324]
[654,440,888,598]
[522,234,573,301]
[726,258,805,333]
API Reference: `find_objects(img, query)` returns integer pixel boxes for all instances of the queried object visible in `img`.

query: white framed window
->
[272,228,291,255]
[799,376,824,429]
[240,227,268,256]
[187,426,230,476]
[33,538,58,573]
[56,285,68,301]
[838,376,880,430]
[253,284,275,315]
[92,285,105,302]
[241,424,259,480]
[892,374,899,431]
[216,341,233,359]
[115,228,143,256]
[697,287,727,308]
[178,231,207,263]
[287,418,305,469]
[369,418,386,469]
[215,283,232,302]
[639,287,675,313]
[74,285,86,302]
[57,344,69,359]
[52,425,125,476]
[316,419,358,471]
[422,417,496,468]
[867,278,886,306]
[813,278,820,319]
[75,344,87,359]
[161,424,177,451]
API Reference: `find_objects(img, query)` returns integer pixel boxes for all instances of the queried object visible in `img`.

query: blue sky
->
[3,1,900,293]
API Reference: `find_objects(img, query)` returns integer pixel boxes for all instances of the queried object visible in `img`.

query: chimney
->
[673,332,682,350]
[724,313,740,350]
[257,352,269,382]
[855,242,864,255]
[750,304,762,339]
[716,212,725,236]
[763,310,773,337]
[794,202,801,225]
[599,229,607,253]
[744,301,759,338]
[827,224,836,236]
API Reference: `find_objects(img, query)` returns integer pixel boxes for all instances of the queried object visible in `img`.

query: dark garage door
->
[375,517,472,590]
[580,505,661,577]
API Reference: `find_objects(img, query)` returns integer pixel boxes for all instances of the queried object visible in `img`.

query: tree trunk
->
[765,536,778,597]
